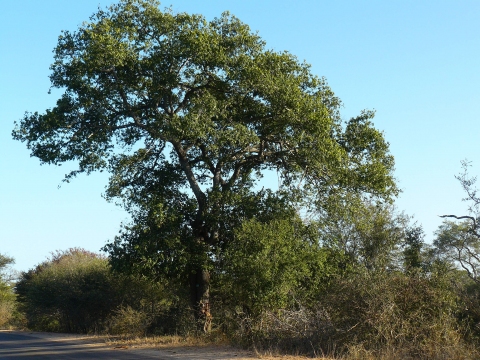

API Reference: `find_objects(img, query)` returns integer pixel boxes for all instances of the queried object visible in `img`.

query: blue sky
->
[2,0,480,272]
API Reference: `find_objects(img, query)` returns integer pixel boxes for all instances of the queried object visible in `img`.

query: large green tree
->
[13,0,397,329]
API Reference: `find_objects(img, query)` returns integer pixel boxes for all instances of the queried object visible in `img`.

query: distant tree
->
[16,248,171,334]
[0,254,14,271]
[402,224,426,273]
[318,195,407,271]
[437,161,480,283]
[13,0,397,330]
[434,221,480,283]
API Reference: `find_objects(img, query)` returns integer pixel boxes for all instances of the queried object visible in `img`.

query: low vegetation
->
[0,254,16,328]
[7,196,480,358]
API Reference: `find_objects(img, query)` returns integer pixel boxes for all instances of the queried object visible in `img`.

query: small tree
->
[219,217,341,316]
[318,195,407,271]
[0,254,15,328]
[402,224,426,273]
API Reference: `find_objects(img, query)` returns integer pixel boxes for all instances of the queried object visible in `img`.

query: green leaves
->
[13,0,396,203]
[220,217,336,313]
[15,248,170,333]
[15,249,115,332]
[0,254,15,328]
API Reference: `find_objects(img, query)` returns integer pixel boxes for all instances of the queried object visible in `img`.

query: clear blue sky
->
[2,0,480,272]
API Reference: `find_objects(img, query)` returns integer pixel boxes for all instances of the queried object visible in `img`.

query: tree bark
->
[189,267,211,332]
[172,140,213,331]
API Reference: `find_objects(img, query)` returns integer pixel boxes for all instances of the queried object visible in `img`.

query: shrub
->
[107,305,151,337]
[16,248,176,335]
[0,297,15,328]
[217,218,343,317]
[0,254,16,329]
[16,249,119,333]
[229,269,476,359]
[335,272,461,358]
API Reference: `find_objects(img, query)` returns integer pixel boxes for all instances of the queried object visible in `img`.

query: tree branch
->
[171,140,206,212]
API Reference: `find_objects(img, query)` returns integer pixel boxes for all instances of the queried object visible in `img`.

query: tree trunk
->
[189,267,212,333]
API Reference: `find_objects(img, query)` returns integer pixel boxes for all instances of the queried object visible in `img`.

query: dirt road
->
[0,331,258,359]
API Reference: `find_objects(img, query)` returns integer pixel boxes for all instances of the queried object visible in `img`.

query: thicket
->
[17,199,477,358]
[15,248,176,334]
[11,171,480,358]
[210,200,480,359]
[13,198,480,359]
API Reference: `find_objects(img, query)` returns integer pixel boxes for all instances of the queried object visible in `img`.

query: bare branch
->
[439,214,477,226]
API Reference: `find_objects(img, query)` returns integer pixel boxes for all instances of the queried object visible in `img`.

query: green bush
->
[0,254,16,329]
[16,249,120,333]
[217,218,344,317]
[16,248,176,335]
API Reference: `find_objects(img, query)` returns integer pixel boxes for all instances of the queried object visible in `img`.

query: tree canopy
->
[13,0,397,330]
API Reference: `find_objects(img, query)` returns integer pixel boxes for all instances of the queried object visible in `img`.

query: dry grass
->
[254,348,332,360]
[102,334,336,359]
[105,334,213,347]
[94,333,480,360]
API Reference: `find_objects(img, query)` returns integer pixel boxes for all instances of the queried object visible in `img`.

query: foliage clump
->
[16,249,114,332]
[15,248,170,334]
[0,254,16,329]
